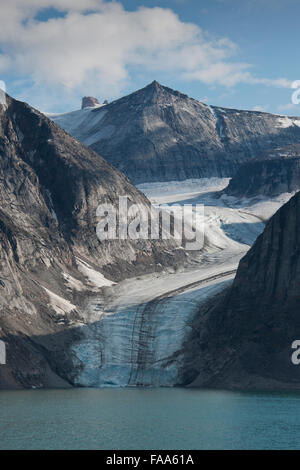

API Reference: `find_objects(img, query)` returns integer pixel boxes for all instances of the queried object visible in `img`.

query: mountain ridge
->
[50,81,300,184]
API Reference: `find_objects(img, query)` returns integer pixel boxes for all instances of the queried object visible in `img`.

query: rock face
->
[188,190,300,390]
[0,94,185,389]
[224,145,300,198]
[81,96,100,109]
[51,81,300,184]
[224,157,300,198]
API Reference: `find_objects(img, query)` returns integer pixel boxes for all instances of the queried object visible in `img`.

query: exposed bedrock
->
[187,191,300,390]
[224,145,300,198]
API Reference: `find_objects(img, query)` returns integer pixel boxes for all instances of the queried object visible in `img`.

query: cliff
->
[188,190,300,390]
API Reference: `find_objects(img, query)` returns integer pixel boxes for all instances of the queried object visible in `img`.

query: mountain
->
[223,145,300,198]
[187,190,300,390]
[0,94,184,389]
[50,81,300,184]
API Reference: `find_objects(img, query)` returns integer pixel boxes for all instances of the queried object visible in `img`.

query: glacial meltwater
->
[1,388,300,449]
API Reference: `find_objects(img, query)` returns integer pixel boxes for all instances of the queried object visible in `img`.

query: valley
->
[69,178,294,387]
[1,84,299,391]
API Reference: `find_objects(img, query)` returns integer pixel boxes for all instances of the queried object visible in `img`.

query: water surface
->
[0,388,300,450]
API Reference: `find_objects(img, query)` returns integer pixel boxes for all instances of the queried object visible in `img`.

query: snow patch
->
[83,124,115,146]
[15,125,24,142]
[46,107,108,146]
[62,272,85,291]
[276,116,300,128]
[45,189,58,222]
[207,106,226,138]
[42,287,77,315]
[76,258,115,289]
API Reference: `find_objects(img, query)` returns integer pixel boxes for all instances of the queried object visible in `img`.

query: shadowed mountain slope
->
[187,190,300,390]
[0,94,184,389]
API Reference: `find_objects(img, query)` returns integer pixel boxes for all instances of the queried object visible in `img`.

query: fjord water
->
[1,388,300,450]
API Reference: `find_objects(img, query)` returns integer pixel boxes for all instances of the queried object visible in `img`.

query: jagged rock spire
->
[81,96,100,109]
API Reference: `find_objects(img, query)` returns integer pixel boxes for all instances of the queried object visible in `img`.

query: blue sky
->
[0,0,299,114]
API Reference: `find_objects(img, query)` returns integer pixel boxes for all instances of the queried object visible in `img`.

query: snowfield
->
[47,105,109,146]
[71,178,295,387]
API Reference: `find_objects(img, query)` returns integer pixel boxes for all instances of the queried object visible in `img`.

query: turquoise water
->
[0,388,300,449]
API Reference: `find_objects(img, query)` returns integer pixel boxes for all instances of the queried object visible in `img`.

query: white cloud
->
[252,105,268,112]
[0,0,292,108]
[246,76,292,88]
[185,67,292,88]
[277,103,300,113]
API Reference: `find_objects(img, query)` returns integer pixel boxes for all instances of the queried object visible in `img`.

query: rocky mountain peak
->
[52,83,300,185]
[147,80,163,90]
[143,80,187,100]
[81,96,100,109]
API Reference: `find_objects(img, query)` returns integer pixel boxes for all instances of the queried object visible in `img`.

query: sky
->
[0,0,299,114]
